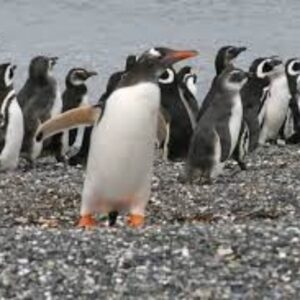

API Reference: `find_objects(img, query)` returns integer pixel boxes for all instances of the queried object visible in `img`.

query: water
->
[0,0,300,101]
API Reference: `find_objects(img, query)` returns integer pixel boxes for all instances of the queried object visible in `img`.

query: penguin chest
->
[87,83,160,199]
[264,76,290,137]
[50,87,62,118]
[228,95,243,155]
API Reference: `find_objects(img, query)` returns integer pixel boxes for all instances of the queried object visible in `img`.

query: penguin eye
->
[262,63,272,73]
[159,69,174,84]
[293,62,300,72]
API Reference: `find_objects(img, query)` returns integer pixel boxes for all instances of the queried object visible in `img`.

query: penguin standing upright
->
[197,45,246,120]
[186,68,248,183]
[241,57,283,151]
[0,63,24,170]
[280,58,300,143]
[52,68,97,162]
[18,56,61,163]
[36,47,198,228]
[159,66,199,161]
[258,57,291,145]
[68,55,137,166]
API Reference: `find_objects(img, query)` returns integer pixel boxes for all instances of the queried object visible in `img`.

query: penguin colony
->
[1,46,299,229]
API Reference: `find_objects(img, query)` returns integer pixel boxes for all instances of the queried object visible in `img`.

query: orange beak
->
[162,49,198,65]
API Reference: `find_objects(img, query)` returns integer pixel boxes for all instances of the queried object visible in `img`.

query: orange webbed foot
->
[77,214,98,229]
[127,214,145,228]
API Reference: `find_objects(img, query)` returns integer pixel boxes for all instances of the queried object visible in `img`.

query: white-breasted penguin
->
[35,47,198,228]
[51,68,97,162]
[258,57,291,145]
[0,63,24,170]
[280,58,300,143]
[159,66,199,161]
[241,57,286,151]
[68,55,137,166]
[18,56,61,163]
[186,68,248,183]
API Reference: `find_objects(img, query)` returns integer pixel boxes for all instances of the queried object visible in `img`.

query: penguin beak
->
[162,49,198,65]
[270,57,283,67]
[50,57,59,66]
[86,71,98,78]
[232,47,247,58]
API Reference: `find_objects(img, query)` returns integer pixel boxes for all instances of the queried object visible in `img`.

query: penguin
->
[186,68,248,183]
[241,57,285,151]
[159,66,199,161]
[0,63,24,170]
[280,58,300,143]
[51,68,97,162]
[258,57,291,145]
[197,45,246,120]
[35,47,198,228]
[68,55,137,166]
[18,56,61,163]
[177,66,198,98]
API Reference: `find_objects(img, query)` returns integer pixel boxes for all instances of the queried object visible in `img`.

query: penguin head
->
[137,47,198,80]
[219,68,248,92]
[286,58,300,78]
[176,66,198,97]
[66,68,98,87]
[250,56,283,80]
[215,46,247,75]
[29,56,58,82]
[0,63,16,89]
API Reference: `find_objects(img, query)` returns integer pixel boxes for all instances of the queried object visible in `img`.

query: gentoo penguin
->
[0,63,24,170]
[68,55,137,166]
[186,68,248,183]
[51,68,97,162]
[159,66,199,160]
[258,57,291,145]
[280,58,300,143]
[18,56,61,163]
[35,47,198,228]
[197,45,246,120]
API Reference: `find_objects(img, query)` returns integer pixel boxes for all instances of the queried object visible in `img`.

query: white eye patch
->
[4,65,14,87]
[159,69,174,84]
[256,59,271,79]
[287,60,300,76]
[149,48,161,57]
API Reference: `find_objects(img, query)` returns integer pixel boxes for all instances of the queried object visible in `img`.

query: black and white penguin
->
[18,56,61,163]
[177,66,198,98]
[258,56,291,145]
[280,58,300,143]
[35,47,198,228]
[68,55,137,166]
[241,57,284,151]
[186,68,248,183]
[197,45,246,120]
[159,66,199,161]
[0,63,24,170]
[51,68,97,162]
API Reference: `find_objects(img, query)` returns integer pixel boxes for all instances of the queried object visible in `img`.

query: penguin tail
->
[35,105,102,142]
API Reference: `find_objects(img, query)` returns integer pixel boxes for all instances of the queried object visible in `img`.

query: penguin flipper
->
[35,105,102,142]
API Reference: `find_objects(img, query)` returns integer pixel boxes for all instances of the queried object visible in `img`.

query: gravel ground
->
[0,145,300,299]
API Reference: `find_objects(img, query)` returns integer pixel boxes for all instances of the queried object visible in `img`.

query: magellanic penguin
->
[0,63,24,170]
[258,56,291,145]
[35,47,198,228]
[51,68,97,162]
[159,66,199,161]
[68,55,137,166]
[186,68,248,183]
[280,58,300,143]
[18,56,61,163]
[197,45,246,120]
